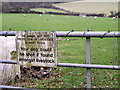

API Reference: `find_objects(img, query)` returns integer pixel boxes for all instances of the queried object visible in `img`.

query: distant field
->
[30,8,67,13]
[2,14,118,31]
[53,1,118,15]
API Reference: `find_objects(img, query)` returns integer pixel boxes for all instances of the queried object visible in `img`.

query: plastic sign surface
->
[16,31,57,67]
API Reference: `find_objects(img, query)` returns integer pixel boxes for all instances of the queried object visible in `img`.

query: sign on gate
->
[16,31,57,67]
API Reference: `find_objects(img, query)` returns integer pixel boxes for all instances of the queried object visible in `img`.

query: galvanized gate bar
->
[1,60,120,70]
[0,85,22,89]
[0,60,18,64]
[0,31,120,37]
[57,63,120,70]
[86,37,91,88]
[56,31,120,37]
[0,85,42,90]
[0,31,16,36]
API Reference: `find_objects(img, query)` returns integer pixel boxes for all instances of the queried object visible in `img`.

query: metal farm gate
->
[0,31,120,89]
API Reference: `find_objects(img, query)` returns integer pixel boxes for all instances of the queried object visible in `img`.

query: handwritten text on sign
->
[16,31,57,67]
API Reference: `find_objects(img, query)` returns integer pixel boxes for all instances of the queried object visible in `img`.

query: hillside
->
[53,1,119,15]
[2,2,53,13]
[1,0,80,13]
[2,1,120,17]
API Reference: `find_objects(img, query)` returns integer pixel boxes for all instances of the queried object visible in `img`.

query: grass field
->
[2,13,118,31]
[2,13,119,88]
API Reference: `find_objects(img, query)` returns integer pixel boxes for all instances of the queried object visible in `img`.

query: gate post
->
[86,37,91,89]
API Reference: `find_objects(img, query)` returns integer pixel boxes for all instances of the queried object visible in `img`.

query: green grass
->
[2,13,119,88]
[2,13,118,31]
[30,8,67,13]
[11,68,118,88]
[57,38,118,65]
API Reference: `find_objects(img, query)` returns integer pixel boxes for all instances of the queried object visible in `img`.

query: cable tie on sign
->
[82,30,92,39]
[100,31,110,38]
[82,31,86,39]
[5,31,8,37]
[65,30,74,37]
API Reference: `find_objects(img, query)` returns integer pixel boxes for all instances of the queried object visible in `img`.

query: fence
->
[0,31,120,89]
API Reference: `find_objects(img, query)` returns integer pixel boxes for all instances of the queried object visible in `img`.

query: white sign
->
[16,31,57,67]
